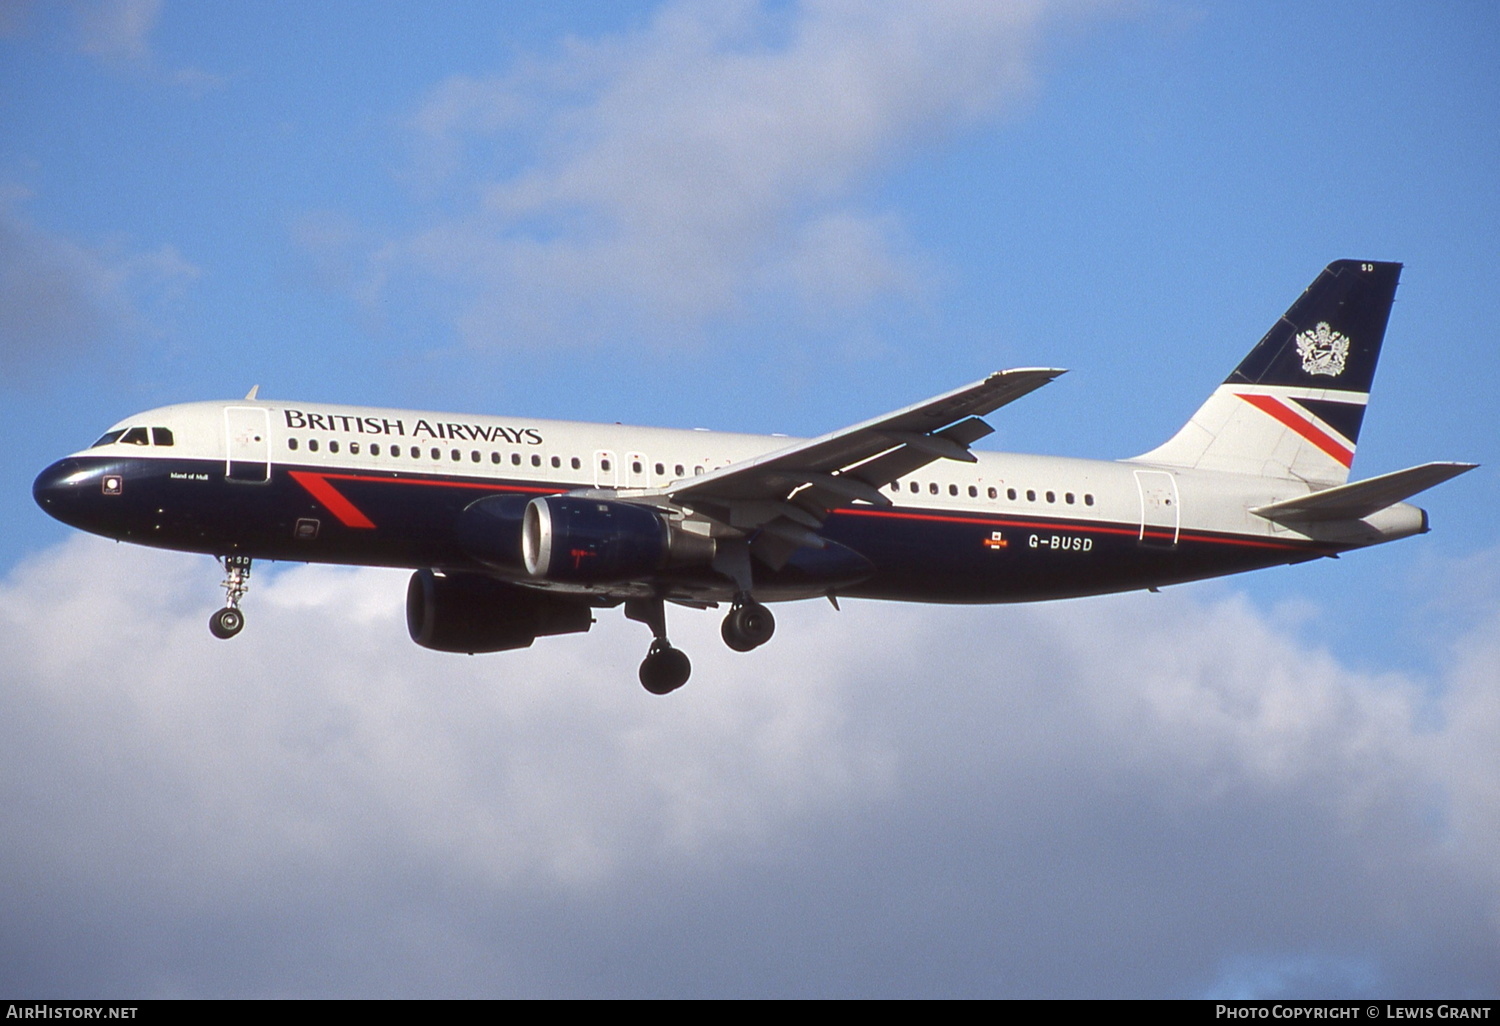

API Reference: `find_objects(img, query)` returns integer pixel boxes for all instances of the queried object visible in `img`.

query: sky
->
[2,0,1498,999]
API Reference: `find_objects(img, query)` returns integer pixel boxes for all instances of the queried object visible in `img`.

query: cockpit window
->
[91,430,126,448]
[151,427,174,446]
[120,427,150,446]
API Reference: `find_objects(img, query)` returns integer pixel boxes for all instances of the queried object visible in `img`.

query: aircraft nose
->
[33,459,73,514]
[33,458,112,526]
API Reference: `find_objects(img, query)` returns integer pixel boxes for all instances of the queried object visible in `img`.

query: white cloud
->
[2,534,1497,995]
[0,192,199,382]
[2,1,221,85]
[375,0,1080,350]
[71,0,161,62]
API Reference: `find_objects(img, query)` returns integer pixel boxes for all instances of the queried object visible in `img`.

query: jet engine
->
[521,495,714,584]
[405,568,594,653]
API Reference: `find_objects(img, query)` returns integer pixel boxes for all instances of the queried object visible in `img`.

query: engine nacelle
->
[405,568,594,653]
[522,496,712,584]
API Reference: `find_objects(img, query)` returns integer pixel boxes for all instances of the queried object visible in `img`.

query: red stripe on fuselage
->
[834,506,1315,552]
[287,469,560,529]
[312,472,557,494]
[1235,393,1354,468]
[287,471,378,528]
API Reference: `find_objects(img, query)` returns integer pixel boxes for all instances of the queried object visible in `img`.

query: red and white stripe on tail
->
[1131,260,1399,486]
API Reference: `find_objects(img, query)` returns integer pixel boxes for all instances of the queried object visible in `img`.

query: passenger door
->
[225,407,270,483]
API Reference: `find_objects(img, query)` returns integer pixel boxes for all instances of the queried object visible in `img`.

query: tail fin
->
[1131,260,1401,485]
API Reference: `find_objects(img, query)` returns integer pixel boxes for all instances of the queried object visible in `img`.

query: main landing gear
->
[627,598,691,695]
[721,596,775,652]
[209,555,252,640]
[640,640,692,696]
[626,594,776,695]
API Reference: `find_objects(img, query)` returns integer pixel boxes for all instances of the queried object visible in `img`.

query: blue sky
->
[2,0,1498,998]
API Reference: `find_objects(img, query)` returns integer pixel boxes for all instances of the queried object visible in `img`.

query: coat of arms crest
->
[1294,322,1350,377]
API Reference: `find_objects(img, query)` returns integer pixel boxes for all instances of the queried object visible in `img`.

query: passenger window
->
[988,487,998,500]
[491,452,500,464]
[909,481,918,493]
[121,427,149,446]
[694,466,703,476]
[1065,492,1074,504]
[350,442,360,455]
[451,449,460,461]
[288,438,299,451]
[1046,491,1055,503]
[551,456,561,469]
[309,439,320,453]
[632,460,642,474]
[602,459,612,472]
[533,454,543,467]
[572,457,581,470]
[655,463,665,476]
[968,486,978,498]
[1007,488,1017,501]
[411,446,420,458]
[371,443,381,456]
[511,453,521,466]
[1026,490,1035,502]
[330,441,340,454]
[675,465,685,477]
[471,451,481,463]
[151,428,174,446]
[929,483,938,495]
[430,448,440,460]
[1085,494,1095,506]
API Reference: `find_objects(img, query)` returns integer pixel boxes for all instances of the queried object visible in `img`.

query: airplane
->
[33,260,1476,694]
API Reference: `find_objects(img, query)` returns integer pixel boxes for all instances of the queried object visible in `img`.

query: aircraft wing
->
[648,368,1065,561]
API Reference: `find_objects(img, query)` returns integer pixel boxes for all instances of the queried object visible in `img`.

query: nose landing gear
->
[209,555,251,639]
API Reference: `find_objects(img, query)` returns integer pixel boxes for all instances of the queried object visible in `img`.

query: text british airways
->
[283,409,542,445]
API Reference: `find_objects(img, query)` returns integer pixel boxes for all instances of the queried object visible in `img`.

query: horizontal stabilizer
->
[1251,461,1477,522]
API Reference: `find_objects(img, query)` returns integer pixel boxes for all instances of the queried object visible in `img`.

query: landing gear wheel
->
[722,601,775,652]
[209,606,244,640]
[639,641,691,695]
[209,555,253,640]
